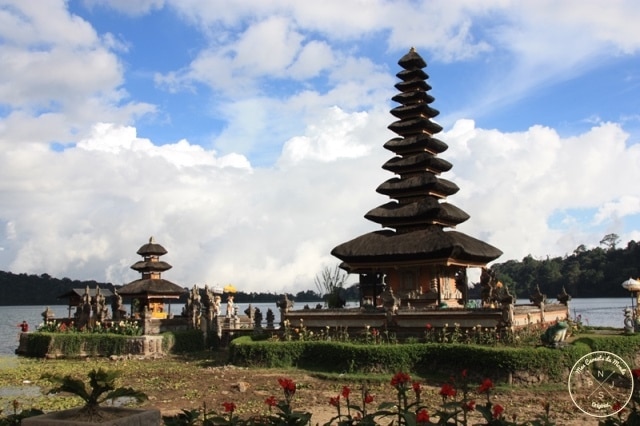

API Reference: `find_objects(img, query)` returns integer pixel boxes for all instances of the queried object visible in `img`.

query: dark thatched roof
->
[331,227,502,267]
[57,288,114,299]
[130,260,173,272]
[136,237,168,256]
[118,279,186,297]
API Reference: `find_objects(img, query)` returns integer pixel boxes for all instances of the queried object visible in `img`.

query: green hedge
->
[228,336,610,381]
[162,330,205,353]
[21,333,132,357]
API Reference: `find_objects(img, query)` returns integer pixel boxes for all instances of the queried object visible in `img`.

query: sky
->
[1,0,640,294]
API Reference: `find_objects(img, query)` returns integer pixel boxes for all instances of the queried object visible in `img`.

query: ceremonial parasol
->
[223,284,237,293]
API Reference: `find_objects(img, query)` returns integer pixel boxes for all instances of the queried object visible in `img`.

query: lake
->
[0,298,634,355]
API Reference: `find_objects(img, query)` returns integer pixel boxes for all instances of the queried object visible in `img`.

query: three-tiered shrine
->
[118,237,186,318]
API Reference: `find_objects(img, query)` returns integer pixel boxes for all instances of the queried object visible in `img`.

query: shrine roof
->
[331,227,502,266]
[118,278,187,297]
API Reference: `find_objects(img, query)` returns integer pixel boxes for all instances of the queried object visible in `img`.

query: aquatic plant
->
[41,368,148,421]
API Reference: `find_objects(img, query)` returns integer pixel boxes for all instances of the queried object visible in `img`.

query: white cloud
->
[2,0,640,295]
[279,106,371,165]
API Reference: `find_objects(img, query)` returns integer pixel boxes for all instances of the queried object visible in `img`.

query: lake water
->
[0,298,634,356]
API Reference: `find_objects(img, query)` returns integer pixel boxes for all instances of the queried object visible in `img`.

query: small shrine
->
[57,285,114,326]
[118,237,187,319]
[331,47,503,310]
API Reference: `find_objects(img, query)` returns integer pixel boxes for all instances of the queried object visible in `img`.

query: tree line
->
[491,234,640,299]
[0,271,326,306]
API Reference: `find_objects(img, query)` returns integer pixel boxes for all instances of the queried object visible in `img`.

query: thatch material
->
[117,279,186,297]
[331,227,502,266]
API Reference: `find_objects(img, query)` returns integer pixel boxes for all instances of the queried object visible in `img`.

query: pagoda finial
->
[149,236,155,243]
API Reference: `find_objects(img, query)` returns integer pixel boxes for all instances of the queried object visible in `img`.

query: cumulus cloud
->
[1,0,640,294]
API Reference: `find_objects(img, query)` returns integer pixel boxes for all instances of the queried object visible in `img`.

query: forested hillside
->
[0,271,115,306]
[491,235,640,299]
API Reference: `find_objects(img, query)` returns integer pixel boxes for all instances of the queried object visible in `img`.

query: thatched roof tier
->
[130,260,173,273]
[331,228,502,269]
[57,288,114,300]
[388,117,443,136]
[383,135,448,155]
[396,68,428,81]
[391,91,435,105]
[394,79,432,93]
[117,279,186,298]
[382,153,452,175]
[390,103,439,120]
[365,200,469,228]
[376,175,459,198]
[136,237,168,256]
[398,48,427,69]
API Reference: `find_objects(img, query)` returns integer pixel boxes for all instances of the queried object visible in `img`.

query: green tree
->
[600,233,620,251]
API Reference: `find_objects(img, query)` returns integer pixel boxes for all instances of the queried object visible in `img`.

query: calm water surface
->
[0,298,634,356]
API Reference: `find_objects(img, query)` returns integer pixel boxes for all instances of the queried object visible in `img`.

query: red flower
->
[329,395,340,407]
[222,402,236,413]
[391,372,411,388]
[416,409,430,423]
[478,378,494,394]
[265,396,277,407]
[364,392,374,404]
[463,400,476,411]
[371,328,379,336]
[425,323,433,330]
[493,404,504,419]
[412,381,422,396]
[341,386,351,399]
[278,378,296,396]
[632,369,640,379]
[612,401,623,412]
[439,383,456,399]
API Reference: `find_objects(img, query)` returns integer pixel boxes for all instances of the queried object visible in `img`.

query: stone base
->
[22,407,161,425]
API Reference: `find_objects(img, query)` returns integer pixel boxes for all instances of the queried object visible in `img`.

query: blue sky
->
[1,0,640,293]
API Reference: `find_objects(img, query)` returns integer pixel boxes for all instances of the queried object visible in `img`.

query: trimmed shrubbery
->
[229,334,640,383]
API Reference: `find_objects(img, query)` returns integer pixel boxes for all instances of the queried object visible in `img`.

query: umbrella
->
[622,278,640,292]
[223,284,237,293]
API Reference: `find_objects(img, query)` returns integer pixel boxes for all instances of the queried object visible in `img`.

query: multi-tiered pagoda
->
[332,48,503,309]
[118,236,186,318]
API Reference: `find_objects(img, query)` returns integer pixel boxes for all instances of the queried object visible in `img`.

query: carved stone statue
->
[541,321,569,348]
[624,308,635,333]
[557,287,571,306]
[111,290,126,321]
[266,308,275,328]
[186,285,202,329]
[380,287,400,314]
[276,294,293,314]
[244,304,255,321]
[226,295,235,318]
[254,308,263,329]
[529,285,547,307]
[480,267,498,307]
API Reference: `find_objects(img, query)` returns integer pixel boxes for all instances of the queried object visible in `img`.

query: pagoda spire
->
[331,48,502,271]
